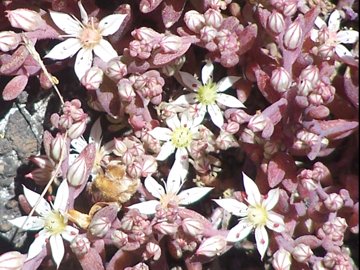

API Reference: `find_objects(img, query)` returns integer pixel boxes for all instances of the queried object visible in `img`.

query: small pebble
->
[6,199,19,209]
[0,222,12,233]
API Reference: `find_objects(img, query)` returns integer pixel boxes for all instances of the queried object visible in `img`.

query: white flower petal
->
[328,10,341,33]
[71,136,87,153]
[128,200,159,215]
[9,216,44,231]
[226,219,253,242]
[310,29,319,42]
[53,180,69,212]
[166,162,183,195]
[93,39,118,62]
[74,48,93,80]
[179,71,202,91]
[50,234,64,268]
[156,141,176,161]
[144,176,165,199]
[217,76,240,92]
[208,104,224,129]
[242,172,261,206]
[44,38,82,60]
[174,149,189,182]
[26,232,47,261]
[172,93,198,105]
[166,115,181,130]
[178,187,213,205]
[263,188,279,211]
[255,225,269,260]
[89,118,103,145]
[99,14,127,36]
[217,93,245,108]
[314,17,326,29]
[149,127,172,141]
[335,44,353,58]
[23,185,50,216]
[191,105,207,127]
[77,1,89,24]
[61,225,79,242]
[266,212,285,233]
[201,61,214,85]
[49,11,82,35]
[214,199,248,217]
[336,30,359,44]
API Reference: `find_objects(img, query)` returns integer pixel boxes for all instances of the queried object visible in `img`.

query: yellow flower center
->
[247,205,268,227]
[159,192,179,208]
[196,82,218,105]
[171,126,192,148]
[79,22,102,49]
[43,210,67,235]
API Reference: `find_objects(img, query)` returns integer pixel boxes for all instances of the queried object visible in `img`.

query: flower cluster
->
[0,0,358,269]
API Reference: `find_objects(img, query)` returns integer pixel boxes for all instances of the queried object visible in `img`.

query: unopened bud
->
[324,193,344,211]
[138,155,157,177]
[67,154,87,186]
[204,8,223,28]
[159,35,182,53]
[317,43,334,59]
[70,236,90,257]
[111,230,128,248]
[283,21,302,50]
[106,58,128,81]
[272,248,292,270]
[0,31,20,52]
[271,67,292,92]
[196,235,227,257]
[200,26,217,42]
[283,3,298,17]
[297,79,313,96]
[0,251,26,270]
[143,242,161,261]
[117,79,135,102]
[182,218,204,236]
[268,11,285,34]
[81,66,103,90]
[6,8,45,31]
[154,222,178,235]
[184,10,205,33]
[89,217,111,238]
[50,133,67,162]
[323,252,336,268]
[299,65,319,87]
[132,27,161,43]
[292,244,313,263]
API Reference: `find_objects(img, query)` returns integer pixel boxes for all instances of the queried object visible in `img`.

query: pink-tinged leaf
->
[23,55,41,75]
[255,7,270,32]
[151,36,195,66]
[2,75,28,101]
[308,119,358,140]
[344,76,359,109]
[22,247,47,270]
[268,152,297,189]
[0,45,29,75]
[106,249,141,270]
[254,68,281,103]
[77,248,105,270]
[294,235,322,249]
[162,0,186,28]
[262,98,288,124]
[237,24,258,56]
[0,251,26,270]
[95,85,121,118]
[306,105,330,119]
[69,143,96,201]
[42,131,54,159]
[302,7,321,35]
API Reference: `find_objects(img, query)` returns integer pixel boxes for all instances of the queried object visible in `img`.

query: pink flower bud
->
[67,154,87,186]
[106,58,128,81]
[89,217,111,238]
[292,243,313,263]
[113,138,128,156]
[332,217,347,232]
[143,242,161,261]
[80,66,103,90]
[0,251,26,270]
[272,248,292,270]
[58,114,73,130]
[301,177,318,191]
[70,236,90,257]
[138,155,157,177]
[318,43,335,59]
[204,8,223,28]
[154,222,178,235]
[323,252,337,268]
[224,121,240,134]
[117,79,135,102]
[317,27,330,43]
[184,10,205,33]
[282,3,297,17]
[68,120,87,139]
[30,155,53,170]
[283,21,303,50]
[324,193,344,211]
[111,230,128,248]
[6,8,45,31]
[297,79,313,96]
[0,31,20,52]
[271,67,292,92]
[268,11,285,34]
[50,133,67,162]
[200,26,217,42]
[196,235,227,257]
[26,168,54,186]
[159,35,182,53]
[308,93,323,106]
[299,65,319,87]
[132,27,161,43]
[248,113,268,132]
[182,218,204,236]
[127,162,142,179]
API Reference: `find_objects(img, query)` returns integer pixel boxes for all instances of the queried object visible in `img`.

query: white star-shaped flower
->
[9,180,78,268]
[311,9,359,59]
[129,163,213,215]
[173,61,245,129]
[149,113,199,180]
[45,1,127,80]
[214,173,285,260]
